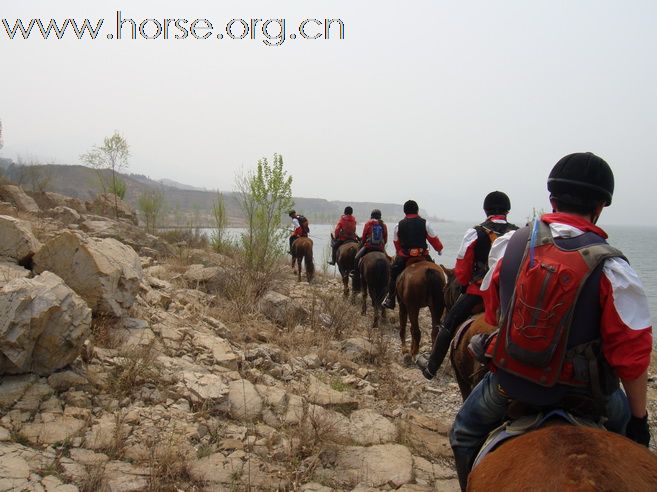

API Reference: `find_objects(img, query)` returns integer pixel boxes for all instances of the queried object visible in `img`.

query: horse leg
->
[297,258,302,282]
[409,307,421,358]
[430,302,441,345]
[361,277,368,316]
[370,286,379,328]
[399,302,408,354]
[342,274,349,297]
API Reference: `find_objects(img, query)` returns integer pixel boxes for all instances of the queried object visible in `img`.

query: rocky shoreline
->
[1,184,655,491]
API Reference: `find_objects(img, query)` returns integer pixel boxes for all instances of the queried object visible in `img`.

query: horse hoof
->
[402,353,414,366]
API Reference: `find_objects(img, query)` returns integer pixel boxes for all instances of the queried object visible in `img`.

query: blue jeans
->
[449,371,630,467]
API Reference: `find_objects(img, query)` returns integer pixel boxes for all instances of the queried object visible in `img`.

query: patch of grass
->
[78,464,106,492]
[330,378,347,393]
[90,315,122,349]
[107,342,162,399]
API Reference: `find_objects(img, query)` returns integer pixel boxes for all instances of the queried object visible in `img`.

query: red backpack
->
[491,220,623,387]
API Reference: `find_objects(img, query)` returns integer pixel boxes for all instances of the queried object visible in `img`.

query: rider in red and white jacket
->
[382,200,444,309]
[328,206,358,265]
[417,192,517,379]
[481,212,652,383]
[449,153,653,491]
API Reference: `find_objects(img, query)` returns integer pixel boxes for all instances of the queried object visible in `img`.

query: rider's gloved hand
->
[626,413,650,447]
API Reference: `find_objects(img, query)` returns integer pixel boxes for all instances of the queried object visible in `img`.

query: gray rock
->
[319,444,413,487]
[0,215,41,263]
[257,291,309,326]
[0,272,92,375]
[0,185,40,213]
[33,231,143,317]
[228,379,263,421]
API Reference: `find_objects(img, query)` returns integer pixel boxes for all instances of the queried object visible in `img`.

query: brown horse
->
[291,237,315,282]
[449,313,496,400]
[358,251,390,328]
[469,424,657,491]
[336,241,359,298]
[396,258,448,361]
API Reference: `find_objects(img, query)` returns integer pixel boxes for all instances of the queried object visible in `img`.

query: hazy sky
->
[1,0,656,226]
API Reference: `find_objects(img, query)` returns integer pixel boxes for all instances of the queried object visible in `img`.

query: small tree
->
[138,189,164,234]
[211,192,229,253]
[81,131,130,219]
[236,153,293,272]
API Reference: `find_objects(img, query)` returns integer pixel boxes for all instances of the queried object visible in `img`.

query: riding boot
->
[382,282,396,309]
[419,327,453,379]
[453,450,473,492]
[328,242,337,265]
[289,237,295,255]
[352,269,361,291]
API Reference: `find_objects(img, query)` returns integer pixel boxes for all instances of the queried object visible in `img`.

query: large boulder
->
[33,231,143,316]
[0,271,92,375]
[0,215,42,264]
[0,261,30,286]
[27,191,87,214]
[257,291,309,326]
[0,185,40,213]
[86,193,138,225]
[0,201,17,216]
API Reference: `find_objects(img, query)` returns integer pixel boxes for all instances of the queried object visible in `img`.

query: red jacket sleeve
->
[455,243,476,287]
[361,221,372,242]
[482,259,502,326]
[599,275,653,380]
[383,223,388,244]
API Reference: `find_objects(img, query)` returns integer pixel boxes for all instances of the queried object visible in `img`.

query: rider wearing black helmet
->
[416,191,518,379]
[382,200,444,309]
[350,209,389,288]
[449,152,652,491]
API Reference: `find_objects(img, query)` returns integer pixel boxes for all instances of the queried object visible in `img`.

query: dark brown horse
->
[396,258,448,361]
[336,241,359,298]
[358,251,390,328]
[291,237,314,282]
[469,424,657,491]
[449,313,496,400]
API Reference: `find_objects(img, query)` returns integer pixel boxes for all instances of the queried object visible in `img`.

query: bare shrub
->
[89,315,122,349]
[107,343,162,399]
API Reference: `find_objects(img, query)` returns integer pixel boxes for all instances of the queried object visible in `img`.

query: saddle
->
[473,409,603,469]
[406,256,429,266]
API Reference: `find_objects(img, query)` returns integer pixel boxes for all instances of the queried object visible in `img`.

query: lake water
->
[202,221,657,330]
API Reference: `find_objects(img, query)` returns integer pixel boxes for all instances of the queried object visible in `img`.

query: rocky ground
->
[1,184,656,492]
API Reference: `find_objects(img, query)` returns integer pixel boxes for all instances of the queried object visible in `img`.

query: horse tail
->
[425,267,445,316]
[369,257,390,304]
[305,247,315,279]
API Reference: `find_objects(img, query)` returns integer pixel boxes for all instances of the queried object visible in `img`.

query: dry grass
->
[106,342,162,399]
[89,315,123,349]
[146,432,196,491]
[78,464,106,492]
[283,404,348,486]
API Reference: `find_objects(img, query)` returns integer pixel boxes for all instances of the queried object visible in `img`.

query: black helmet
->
[548,152,614,206]
[371,209,382,219]
[344,206,353,215]
[288,210,296,217]
[403,200,419,214]
[483,191,511,215]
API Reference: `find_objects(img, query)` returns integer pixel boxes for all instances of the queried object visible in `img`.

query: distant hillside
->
[0,162,441,226]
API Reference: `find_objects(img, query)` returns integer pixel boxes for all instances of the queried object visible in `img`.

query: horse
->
[291,237,314,282]
[469,423,657,491]
[396,258,448,362]
[449,313,496,400]
[358,251,391,328]
[336,240,359,298]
